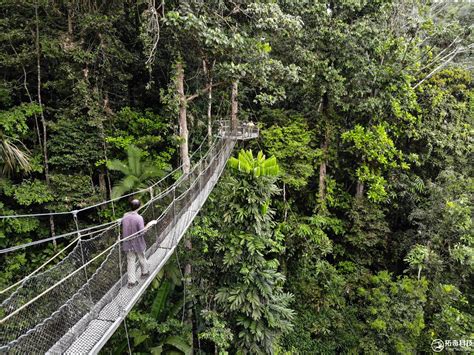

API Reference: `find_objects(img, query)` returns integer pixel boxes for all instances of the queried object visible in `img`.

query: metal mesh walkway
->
[0,122,258,354]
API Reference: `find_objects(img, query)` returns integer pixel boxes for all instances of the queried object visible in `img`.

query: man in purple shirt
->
[121,199,156,288]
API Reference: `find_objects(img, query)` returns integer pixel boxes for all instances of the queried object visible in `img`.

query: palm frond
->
[107,159,130,175]
[109,144,164,198]
[122,175,140,190]
[127,145,143,176]
[140,164,165,181]
[111,183,130,199]
[0,135,31,176]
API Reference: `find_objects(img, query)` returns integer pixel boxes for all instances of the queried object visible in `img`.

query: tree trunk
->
[319,129,329,203]
[35,3,56,248]
[318,95,329,204]
[230,80,239,131]
[356,180,364,199]
[16,49,43,153]
[176,62,190,174]
[98,172,107,199]
[67,2,73,35]
[203,59,214,146]
[319,150,327,202]
[207,84,212,145]
[100,93,113,210]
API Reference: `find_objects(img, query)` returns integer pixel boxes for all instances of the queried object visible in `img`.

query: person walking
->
[121,199,156,288]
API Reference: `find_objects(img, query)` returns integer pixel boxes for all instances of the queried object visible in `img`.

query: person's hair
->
[130,199,141,210]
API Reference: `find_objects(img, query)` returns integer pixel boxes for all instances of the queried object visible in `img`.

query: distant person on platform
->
[245,121,255,137]
[121,199,156,288]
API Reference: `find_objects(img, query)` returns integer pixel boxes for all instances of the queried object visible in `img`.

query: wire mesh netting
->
[0,121,257,353]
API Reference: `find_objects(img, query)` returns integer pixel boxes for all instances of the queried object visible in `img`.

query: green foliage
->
[12,179,53,206]
[208,154,293,354]
[282,257,360,353]
[346,199,390,267]
[48,174,100,212]
[261,113,316,189]
[106,107,174,169]
[199,310,234,354]
[0,103,37,176]
[228,149,279,178]
[342,125,403,168]
[0,103,41,138]
[406,170,473,282]
[355,271,428,354]
[281,214,344,261]
[107,145,165,198]
[342,124,407,202]
[104,260,189,354]
[162,336,192,355]
[404,244,430,280]
[427,284,473,344]
[415,68,473,171]
[48,116,104,172]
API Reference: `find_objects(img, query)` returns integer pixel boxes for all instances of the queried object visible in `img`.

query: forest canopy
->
[0,0,472,353]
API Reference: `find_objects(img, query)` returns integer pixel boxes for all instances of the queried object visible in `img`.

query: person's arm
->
[138,215,145,231]
[139,215,157,230]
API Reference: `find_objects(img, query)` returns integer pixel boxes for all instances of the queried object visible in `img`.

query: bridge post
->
[148,187,159,248]
[117,222,125,290]
[171,187,177,248]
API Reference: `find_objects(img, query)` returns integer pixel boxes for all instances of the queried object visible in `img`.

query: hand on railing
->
[145,220,158,229]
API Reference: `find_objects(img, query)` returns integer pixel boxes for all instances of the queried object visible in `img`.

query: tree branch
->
[412,49,461,89]
[186,81,224,102]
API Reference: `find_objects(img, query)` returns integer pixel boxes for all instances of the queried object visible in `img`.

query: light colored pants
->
[127,251,149,284]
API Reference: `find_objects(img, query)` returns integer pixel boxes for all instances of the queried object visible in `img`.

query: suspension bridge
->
[0,121,258,354]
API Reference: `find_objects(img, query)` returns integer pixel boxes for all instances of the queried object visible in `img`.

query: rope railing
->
[0,221,117,306]
[0,220,118,255]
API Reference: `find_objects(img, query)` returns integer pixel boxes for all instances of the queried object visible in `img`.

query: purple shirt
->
[121,211,147,253]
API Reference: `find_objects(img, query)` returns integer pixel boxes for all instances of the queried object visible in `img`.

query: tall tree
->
[205,151,294,353]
